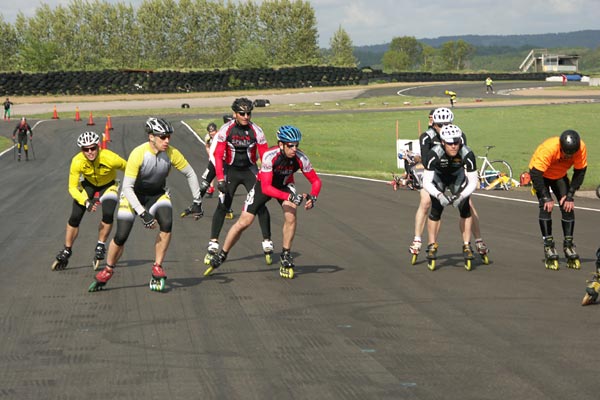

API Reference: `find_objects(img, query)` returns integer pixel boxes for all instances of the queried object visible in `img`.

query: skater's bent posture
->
[409,108,487,262]
[205,125,322,279]
[12,117,33,161]
[528,130,587,270]
[421,124,478,270]
[88,118,203,292]
[52,131,126,271]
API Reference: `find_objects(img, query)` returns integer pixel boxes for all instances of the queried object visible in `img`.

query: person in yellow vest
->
[444,90,457,107]
[485,77,494,94]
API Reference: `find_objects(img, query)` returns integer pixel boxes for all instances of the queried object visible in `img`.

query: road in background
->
[0,116,599,399]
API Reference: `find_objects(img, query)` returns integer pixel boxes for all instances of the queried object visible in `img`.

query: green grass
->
[188,103,600,188]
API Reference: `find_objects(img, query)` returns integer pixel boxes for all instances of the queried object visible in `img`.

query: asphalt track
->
[1,87,600,399]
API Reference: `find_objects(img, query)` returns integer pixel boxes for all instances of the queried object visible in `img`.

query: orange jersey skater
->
[528,136,587,179]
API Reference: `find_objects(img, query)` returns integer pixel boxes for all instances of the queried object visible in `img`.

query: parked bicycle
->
[477,145,514,190]
[389,150,424,191]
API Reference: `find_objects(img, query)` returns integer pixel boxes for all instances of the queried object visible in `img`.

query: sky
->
[1,0,598,48]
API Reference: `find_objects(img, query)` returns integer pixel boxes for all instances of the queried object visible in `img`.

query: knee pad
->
[429,208,442,221]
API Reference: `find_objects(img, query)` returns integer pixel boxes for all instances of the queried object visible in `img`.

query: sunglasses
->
[154,134,171,140]
[445,141,460,146]
[82,145,98,152]
[285,143,299,149]
[237,112,251,117]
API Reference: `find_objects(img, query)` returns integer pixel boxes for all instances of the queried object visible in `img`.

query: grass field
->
[188,103,600,188]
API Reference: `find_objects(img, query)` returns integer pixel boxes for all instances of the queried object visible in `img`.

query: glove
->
[190,200,204,219]
[452,194,464,208]
[140,211,157,228]
[305,195,317,209]
[436,193,453,207]
[288,192,303,206]
[84,199,94,212]
[217,180,228,194]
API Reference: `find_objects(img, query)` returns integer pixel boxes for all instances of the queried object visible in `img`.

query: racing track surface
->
[1,110,600,399]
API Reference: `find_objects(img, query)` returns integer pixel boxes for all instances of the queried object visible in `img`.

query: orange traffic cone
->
[101,132,107,149]
[87,112,95,126]
[107,114,113,130]
[74,107,81,122]
[52,105,59,119]
[104,122,111,143]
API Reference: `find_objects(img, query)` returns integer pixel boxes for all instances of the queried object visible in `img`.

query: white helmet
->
[77,131,100,147]
[439,124,462,144]
[432,108,454,124]
[145,117,173,135]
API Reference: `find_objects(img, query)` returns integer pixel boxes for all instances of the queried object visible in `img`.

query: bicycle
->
[477,145,514,190]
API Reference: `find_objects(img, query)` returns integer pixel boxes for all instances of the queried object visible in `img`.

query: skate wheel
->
[410,254,418,265]
[465,259,472,271]
[279,267,294,279]
[88,281,104,292]
[427,260,436,271]
[582,293,595,306]
[265,253,273,265]
[568,259,581,270]
[225,212,234,220]
[149,278,166,292]
[203,254,212,265]
[51,260,61,271]
[93,259,101,271]
[203,266,214,277]
[481,254,490,265]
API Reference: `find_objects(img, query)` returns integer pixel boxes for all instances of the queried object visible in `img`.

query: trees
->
[438,40,475,70]
[328,26,357,67]
[382,36,423,72]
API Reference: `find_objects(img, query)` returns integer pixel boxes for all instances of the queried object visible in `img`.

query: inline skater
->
[204,98,274,265]
[4,97,13,121]
[205,125,322,279]
[12,117,32,161]
[421,124,479,271]
[528,130,587,270]
[52,131,127,271]
[409,108,488,265]
[203,122,217,198]
[88,118,203,292]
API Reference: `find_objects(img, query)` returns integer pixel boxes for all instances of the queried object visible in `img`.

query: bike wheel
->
[489,160,513,189]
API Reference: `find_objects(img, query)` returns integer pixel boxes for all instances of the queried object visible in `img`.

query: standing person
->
[205,125,322,279]
[12,117,32,161]
[88,118,203,292]
[421,124,479,271]
[528,130,586,270]
[408,108,488,265]
[3,97,13,121]
[204,98,274,266]
[51,131,127,271]
[444,90,457,107]
[203,122,218,198]
[485,77,494,94]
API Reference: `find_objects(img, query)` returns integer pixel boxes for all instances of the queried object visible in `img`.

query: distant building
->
[519,49,580,73]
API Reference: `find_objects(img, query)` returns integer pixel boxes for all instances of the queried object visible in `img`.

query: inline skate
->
[204,240,219,265]
[582,272,600,306]
[475,239,490,265]
[262,239,274,265]
[409,238,421,265]
[204,251,227,276]
[279,250,295,279]
[88,266,114,292]
[225,209,235,220]
[543,237,559,270]
[51,247,72,271]
[93,242,106,271]
[463,243,474,271]
[426,243,438,271]
[149,263,167,292]
[563,236,580,270]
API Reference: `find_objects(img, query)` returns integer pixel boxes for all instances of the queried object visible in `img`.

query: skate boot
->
[93,242,106,271]
[563,237,580,270]
[225,209,234,220]
[204,240,219,265]
[582,272,600,306]
[204,251,227,276]
[409,238,422,265]
[279,250,295,279]
[475,239,490,265]
[543,237,559,270]
[149,263,167,292]
[17,153,21,162]
[51,247,72,271]
[262,239,274,265]
[463,243,475,271]
[426,243,438,271]
[88,266,114,292]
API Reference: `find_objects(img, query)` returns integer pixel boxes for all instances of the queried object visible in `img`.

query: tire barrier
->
[181,103,190,109]
[0,68,553,96]
[253,99,270,107]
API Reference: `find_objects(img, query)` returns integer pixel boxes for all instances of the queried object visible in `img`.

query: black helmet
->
[231,97,253,113]
[559,130,580,155]
[207,122,217,132]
